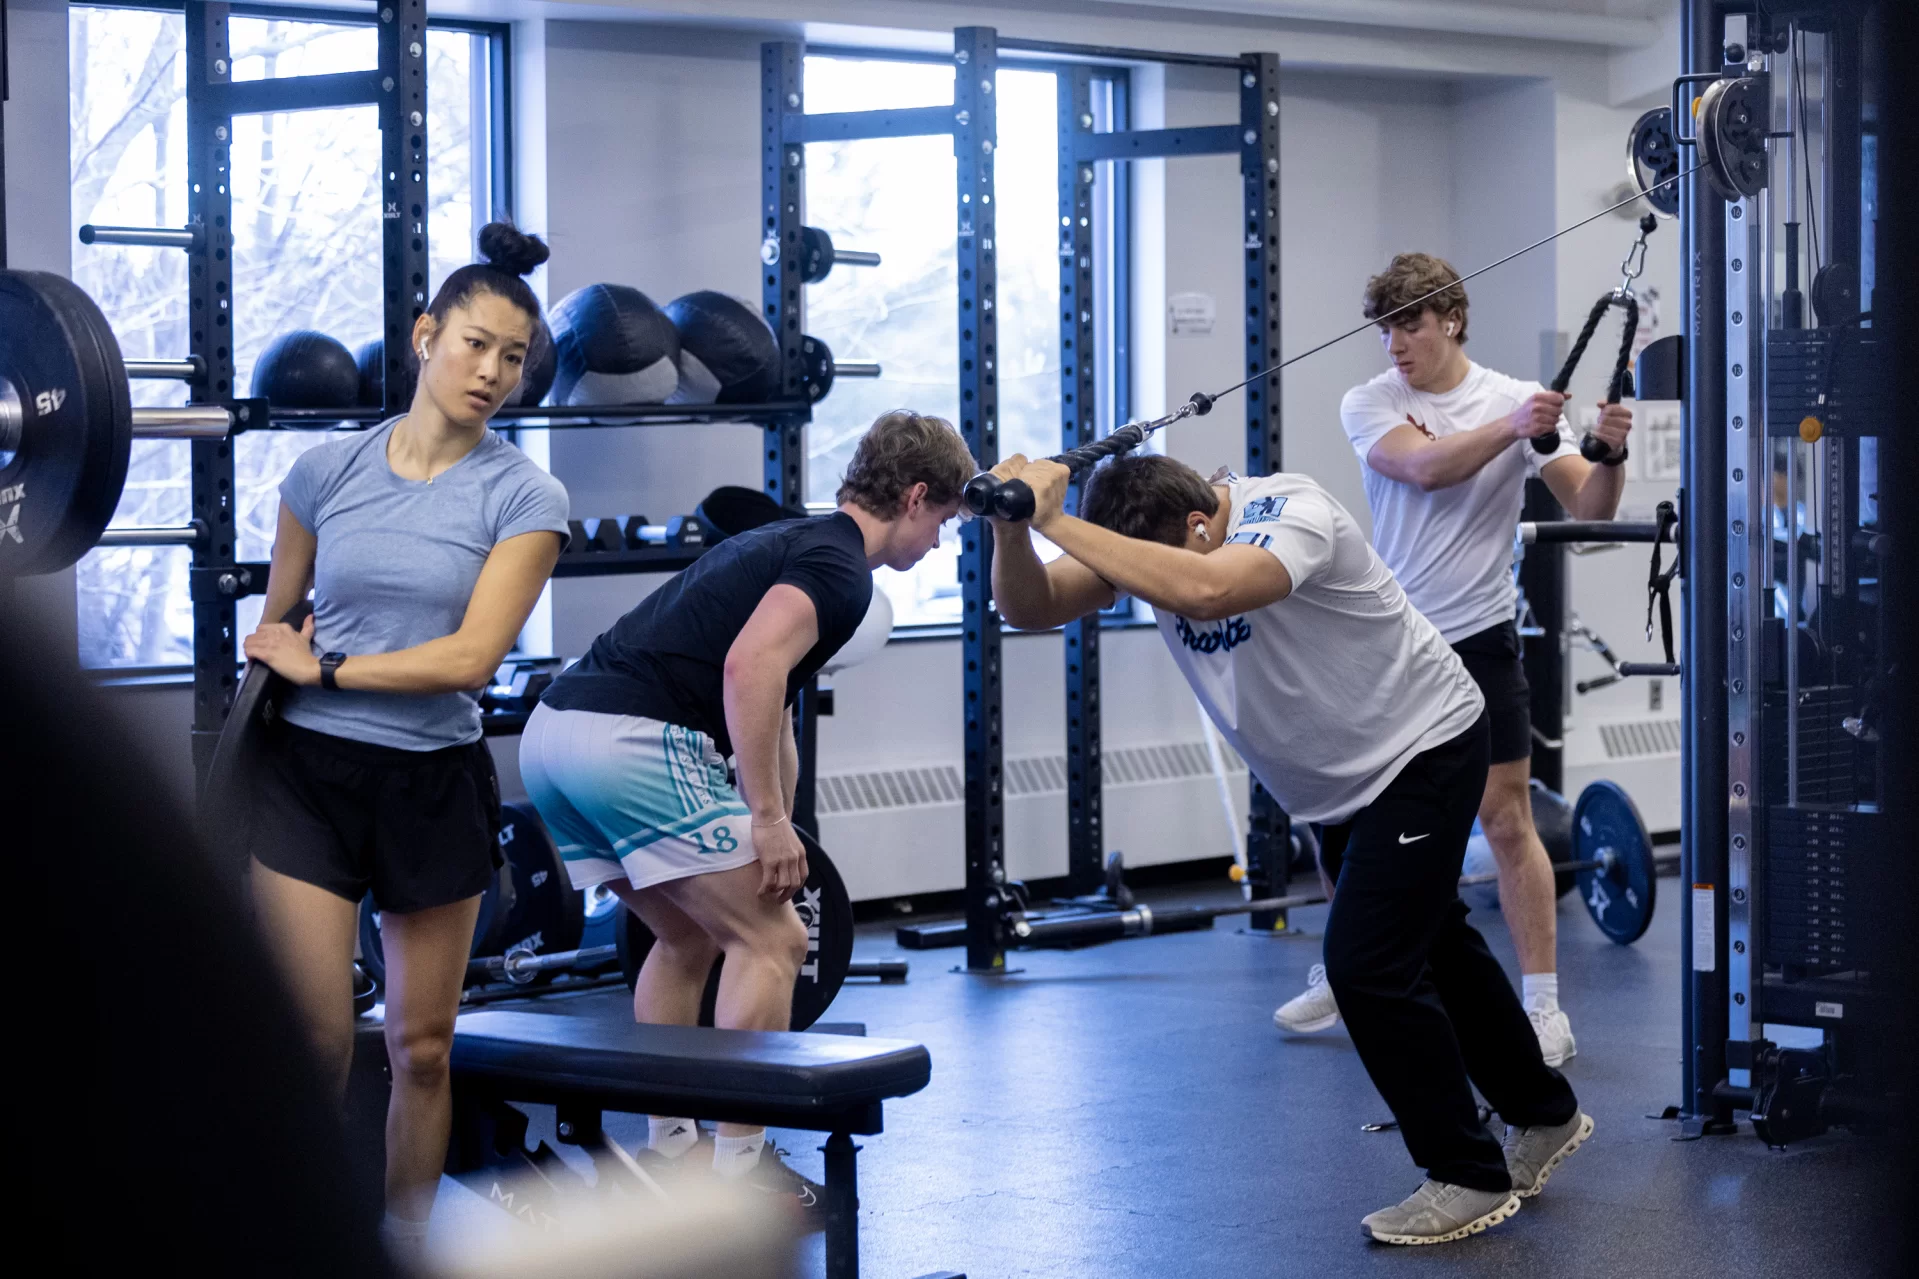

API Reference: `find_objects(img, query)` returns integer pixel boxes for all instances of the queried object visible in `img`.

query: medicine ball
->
[822,586,893,674]
[252,330,360,408]
[503,316,558,408]
[352,337,417,410]
[550,283,681,405]
[663,291,780,404]
[693,484,806,541]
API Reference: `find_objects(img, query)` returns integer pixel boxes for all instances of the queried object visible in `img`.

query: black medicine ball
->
[549,283,681,405]
[504,316,558,408]
[663,291,781,404]
[353,338,415,410]
[252,331,360,408]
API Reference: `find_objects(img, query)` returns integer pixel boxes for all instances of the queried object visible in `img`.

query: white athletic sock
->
[1522,973,1560,1012]
[381,1211,430,1269]
[712,1130,767,1179]
[649,1115,700,1158]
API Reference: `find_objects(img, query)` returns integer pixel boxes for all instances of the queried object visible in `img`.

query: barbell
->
[0,270,251,575]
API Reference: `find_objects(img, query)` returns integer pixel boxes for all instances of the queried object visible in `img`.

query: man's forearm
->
[779,711,799,818]
[724,669,790,821]
[1567,461,1626,520]
[1041,515,1219,617]
[991,522,1063,628]
[1410,421,1522,490]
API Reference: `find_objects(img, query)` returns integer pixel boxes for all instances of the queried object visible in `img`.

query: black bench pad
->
[450,1010,931,1136]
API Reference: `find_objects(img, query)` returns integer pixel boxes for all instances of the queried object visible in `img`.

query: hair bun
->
[477,221,551,278]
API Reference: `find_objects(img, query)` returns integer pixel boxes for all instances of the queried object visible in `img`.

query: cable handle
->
[1537,290,1638,461]
[963,392,1214,522]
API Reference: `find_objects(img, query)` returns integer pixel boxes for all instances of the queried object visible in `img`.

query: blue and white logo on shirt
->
[1239,495,1289,524]
[1175,615,1253,654]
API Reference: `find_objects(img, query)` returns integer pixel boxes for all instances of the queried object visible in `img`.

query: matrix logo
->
[1175,614,1252,654]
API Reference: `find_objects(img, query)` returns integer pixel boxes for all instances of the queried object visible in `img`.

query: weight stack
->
[1762,685,1870,808]
[1765,808,1878,974]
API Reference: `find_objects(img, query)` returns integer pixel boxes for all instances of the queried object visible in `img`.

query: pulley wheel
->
[1626,107,1680,218]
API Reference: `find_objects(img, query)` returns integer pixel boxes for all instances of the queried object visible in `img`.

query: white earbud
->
[417,343,429,362]
[1197,525,1210,542]
[1446,323,1457,336]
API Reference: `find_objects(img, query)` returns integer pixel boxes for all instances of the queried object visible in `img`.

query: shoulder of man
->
[1339,369,1401,416]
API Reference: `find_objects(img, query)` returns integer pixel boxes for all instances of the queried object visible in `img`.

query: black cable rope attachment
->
[1543,289,1638,462]
[1646,499,1681,665]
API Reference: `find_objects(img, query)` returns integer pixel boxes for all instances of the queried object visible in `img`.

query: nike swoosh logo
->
[1398,832,1431,844]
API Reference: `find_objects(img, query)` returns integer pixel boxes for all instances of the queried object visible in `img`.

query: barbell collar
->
[835,361,883,378]
[78,224,201,251]
[130,406,235,439]
[125,358,205,381]
[95,520,207,548]
[833,249,882,268]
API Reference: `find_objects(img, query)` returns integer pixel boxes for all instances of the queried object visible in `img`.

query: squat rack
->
[71,1,822,801]
[801,30,1286,970]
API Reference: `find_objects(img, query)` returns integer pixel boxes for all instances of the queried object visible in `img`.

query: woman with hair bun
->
[240,222,569,1258]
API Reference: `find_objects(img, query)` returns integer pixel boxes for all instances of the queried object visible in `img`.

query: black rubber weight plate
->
[1574,780,1656,945]
[617,829,855,1031]
[490,802,586,983]
[0,270,132,575]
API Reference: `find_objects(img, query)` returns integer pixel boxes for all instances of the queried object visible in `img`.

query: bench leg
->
[821,1131,860,1279]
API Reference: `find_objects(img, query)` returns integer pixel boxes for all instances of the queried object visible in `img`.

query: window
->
[69,4,507,668]
[800,54,1129,628]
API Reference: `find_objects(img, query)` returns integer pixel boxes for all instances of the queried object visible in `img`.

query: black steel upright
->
[184,2,240,787]
[1679,0,1733,1132]
[378,1,432,417]
[1058,66,1104,895]
[954,26,1005,972]
[760,41,809,510]
[1240,52,1290,930]
[1520,480,1567,795]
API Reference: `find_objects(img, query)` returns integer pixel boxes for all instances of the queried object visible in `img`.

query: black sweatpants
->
[1318,712,1578,1192]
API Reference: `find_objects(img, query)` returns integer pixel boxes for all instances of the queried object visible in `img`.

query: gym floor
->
[426,873,1887,1277]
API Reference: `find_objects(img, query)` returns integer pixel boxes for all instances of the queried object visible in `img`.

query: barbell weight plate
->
[800,334,835,403]
[0,270,134,576]
[799,226,835,285]
[1529,779,1579,900]
[358,861,511,989]
[1573,779,1657,945]
[201,601,314,869]
[1626,107,1680,218]
[489,802,587,985]
[616,828,855,1031]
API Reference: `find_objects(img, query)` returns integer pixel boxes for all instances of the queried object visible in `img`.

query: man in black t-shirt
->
[522,410,975,1202]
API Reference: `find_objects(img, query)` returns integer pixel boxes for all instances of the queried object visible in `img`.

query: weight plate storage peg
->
[1573,780,1657,945]
[0,270,134,576]
[616,828,855,1030]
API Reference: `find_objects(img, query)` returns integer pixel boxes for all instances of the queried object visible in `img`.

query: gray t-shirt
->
[278,418,570,750]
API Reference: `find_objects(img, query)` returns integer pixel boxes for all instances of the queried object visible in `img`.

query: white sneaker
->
[1528,1005,1577,1067]
[1274,963,1341,1033]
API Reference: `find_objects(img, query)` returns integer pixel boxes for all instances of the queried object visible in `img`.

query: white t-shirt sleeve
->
[1228,490,1336,590]
[1521,378,1581,476]
[1339,380,1410,468]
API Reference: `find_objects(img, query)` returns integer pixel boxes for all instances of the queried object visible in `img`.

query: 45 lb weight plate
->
[615,828,855,1030]
[1574,780,1657,945]
[0,270,134,575]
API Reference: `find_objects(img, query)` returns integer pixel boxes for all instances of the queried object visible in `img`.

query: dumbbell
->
[566,514,709,553]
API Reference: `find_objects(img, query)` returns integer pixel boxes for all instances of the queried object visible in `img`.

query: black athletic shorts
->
[1450,620,1532,765]
[248,720,502,914]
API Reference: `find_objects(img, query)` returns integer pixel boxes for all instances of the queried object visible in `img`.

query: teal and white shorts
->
[519,702,759,891]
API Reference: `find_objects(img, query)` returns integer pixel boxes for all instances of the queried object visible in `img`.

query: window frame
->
[70,0,514,674]
[801,46,1142,634]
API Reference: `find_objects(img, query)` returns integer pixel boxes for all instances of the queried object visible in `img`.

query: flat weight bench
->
[447,1009,951,1279]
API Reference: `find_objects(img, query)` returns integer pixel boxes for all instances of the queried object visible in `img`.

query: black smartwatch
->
[319,651,347,690]
[1598,445,1629,468]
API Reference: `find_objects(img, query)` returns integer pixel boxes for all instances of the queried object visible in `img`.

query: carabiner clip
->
[1615,212,1658,299]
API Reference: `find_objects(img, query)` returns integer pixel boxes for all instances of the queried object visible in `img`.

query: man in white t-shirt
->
[988,450,1589,1245]
[1274,253,1634,1067]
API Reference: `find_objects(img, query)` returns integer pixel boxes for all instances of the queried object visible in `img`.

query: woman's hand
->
[754,819,809,902]
[243,612,322,686]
